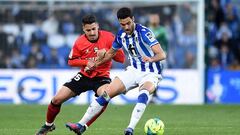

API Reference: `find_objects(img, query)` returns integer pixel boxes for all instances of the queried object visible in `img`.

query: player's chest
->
[121,35,141,50]
[80,42,108,56]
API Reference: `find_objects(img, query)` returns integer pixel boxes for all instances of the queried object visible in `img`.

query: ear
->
[132,16,135,22]
[96,23,99,29]
[82,25,85,32]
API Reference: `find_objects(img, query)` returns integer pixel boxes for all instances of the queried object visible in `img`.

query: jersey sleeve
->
[106,32,125,63]
[113,49,125,63]
[112,35,123,50]
[141,28,159,47]
[68,37,88,67]
[69,38,81,59]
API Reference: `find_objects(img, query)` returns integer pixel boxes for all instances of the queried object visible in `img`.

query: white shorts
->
[116,66,162,92]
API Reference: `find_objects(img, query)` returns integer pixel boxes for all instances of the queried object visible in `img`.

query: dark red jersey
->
[68,30,125,78]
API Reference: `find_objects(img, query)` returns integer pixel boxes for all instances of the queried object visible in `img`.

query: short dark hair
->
[82,15,97,25]
[117,7,133,19]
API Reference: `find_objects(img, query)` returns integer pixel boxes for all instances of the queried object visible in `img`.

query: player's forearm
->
[151,52,166,62]
[96,51,116,66]
[68,59,88,67]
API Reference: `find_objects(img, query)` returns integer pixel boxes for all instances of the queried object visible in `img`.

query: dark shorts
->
[63,72,111,96]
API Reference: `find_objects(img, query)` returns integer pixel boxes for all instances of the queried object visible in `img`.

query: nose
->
[124,25,129,30]
[90,30,95,35]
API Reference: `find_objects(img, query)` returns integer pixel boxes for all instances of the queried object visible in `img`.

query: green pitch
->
[0,104,239,135]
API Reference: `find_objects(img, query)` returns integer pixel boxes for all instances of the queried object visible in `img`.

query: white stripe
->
[120,33,130,59]
[133,30,146,56]
[145,62,151,72]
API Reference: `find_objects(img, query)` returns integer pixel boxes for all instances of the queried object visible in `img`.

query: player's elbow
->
[158,52,166,61]
[162,52,167,60]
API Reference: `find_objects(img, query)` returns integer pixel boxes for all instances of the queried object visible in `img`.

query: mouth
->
[125,30,131,34]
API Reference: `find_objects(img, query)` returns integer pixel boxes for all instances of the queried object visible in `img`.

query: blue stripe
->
[96,96,109,106]
[136,31,151,57]
[0,76,12,79]
[155,61,162,74]
[141,62,145,71]
[113,36,122,50]
[132,58,137,68]
[138,93,148,104]
[132,33,145,71]
[149,63,154,72]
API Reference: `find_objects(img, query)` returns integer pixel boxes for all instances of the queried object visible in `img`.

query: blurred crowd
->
[205,0,240,70]
[0,1,198,69]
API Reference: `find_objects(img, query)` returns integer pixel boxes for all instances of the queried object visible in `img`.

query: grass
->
[0,104,240,135]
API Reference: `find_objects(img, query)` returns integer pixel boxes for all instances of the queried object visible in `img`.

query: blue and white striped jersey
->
[113,23,163,74]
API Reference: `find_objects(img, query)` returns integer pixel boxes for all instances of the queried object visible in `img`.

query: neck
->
[128,23,135,35]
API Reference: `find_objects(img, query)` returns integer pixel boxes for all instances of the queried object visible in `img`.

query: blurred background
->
[0,0,239,104]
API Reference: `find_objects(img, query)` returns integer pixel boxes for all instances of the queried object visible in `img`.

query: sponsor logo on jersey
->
[145,32,155,42]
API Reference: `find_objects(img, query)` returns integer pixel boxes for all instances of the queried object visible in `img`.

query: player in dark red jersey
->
[35,14,125,135]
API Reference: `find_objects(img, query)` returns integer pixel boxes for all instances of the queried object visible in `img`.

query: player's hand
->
[84,59,96,72]
[96,49,106,62]
[142,56,153,62]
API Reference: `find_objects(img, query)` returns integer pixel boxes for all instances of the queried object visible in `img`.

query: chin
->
[125,31,130,35]
[89,38,98,42]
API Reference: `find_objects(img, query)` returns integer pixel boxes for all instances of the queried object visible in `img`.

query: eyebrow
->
[85,27,96,30]
[120,21,130,25]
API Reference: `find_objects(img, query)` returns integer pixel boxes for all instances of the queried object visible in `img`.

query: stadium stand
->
[2,1,238,69]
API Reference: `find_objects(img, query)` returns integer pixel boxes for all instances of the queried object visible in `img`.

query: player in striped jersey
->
[68,7,166,135]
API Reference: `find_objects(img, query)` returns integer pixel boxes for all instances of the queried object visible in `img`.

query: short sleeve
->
[141,28,159,47]
[112,36,123,50]
[69,37,81,59]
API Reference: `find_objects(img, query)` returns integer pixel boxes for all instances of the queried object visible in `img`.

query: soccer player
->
[35,14,125,135]
[66,7,166,135]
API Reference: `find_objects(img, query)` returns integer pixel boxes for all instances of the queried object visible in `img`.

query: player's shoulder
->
[71,34,85,47]
[136,23,152,34]
[100,30,115,38]
[76,34,87,43]
[136,24,156,43]
[116,29,125,38]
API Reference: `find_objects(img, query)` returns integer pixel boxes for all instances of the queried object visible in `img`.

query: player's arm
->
[84,48,117,72]
[141,28,166,62]
[106,32,125,63]
[96,35,123,66]
[96,48,118,66]
[142,43,166,63]
[85,48,122,72]
[68,39,90,67]
[85,33,122,71]
[68,58,89,67]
